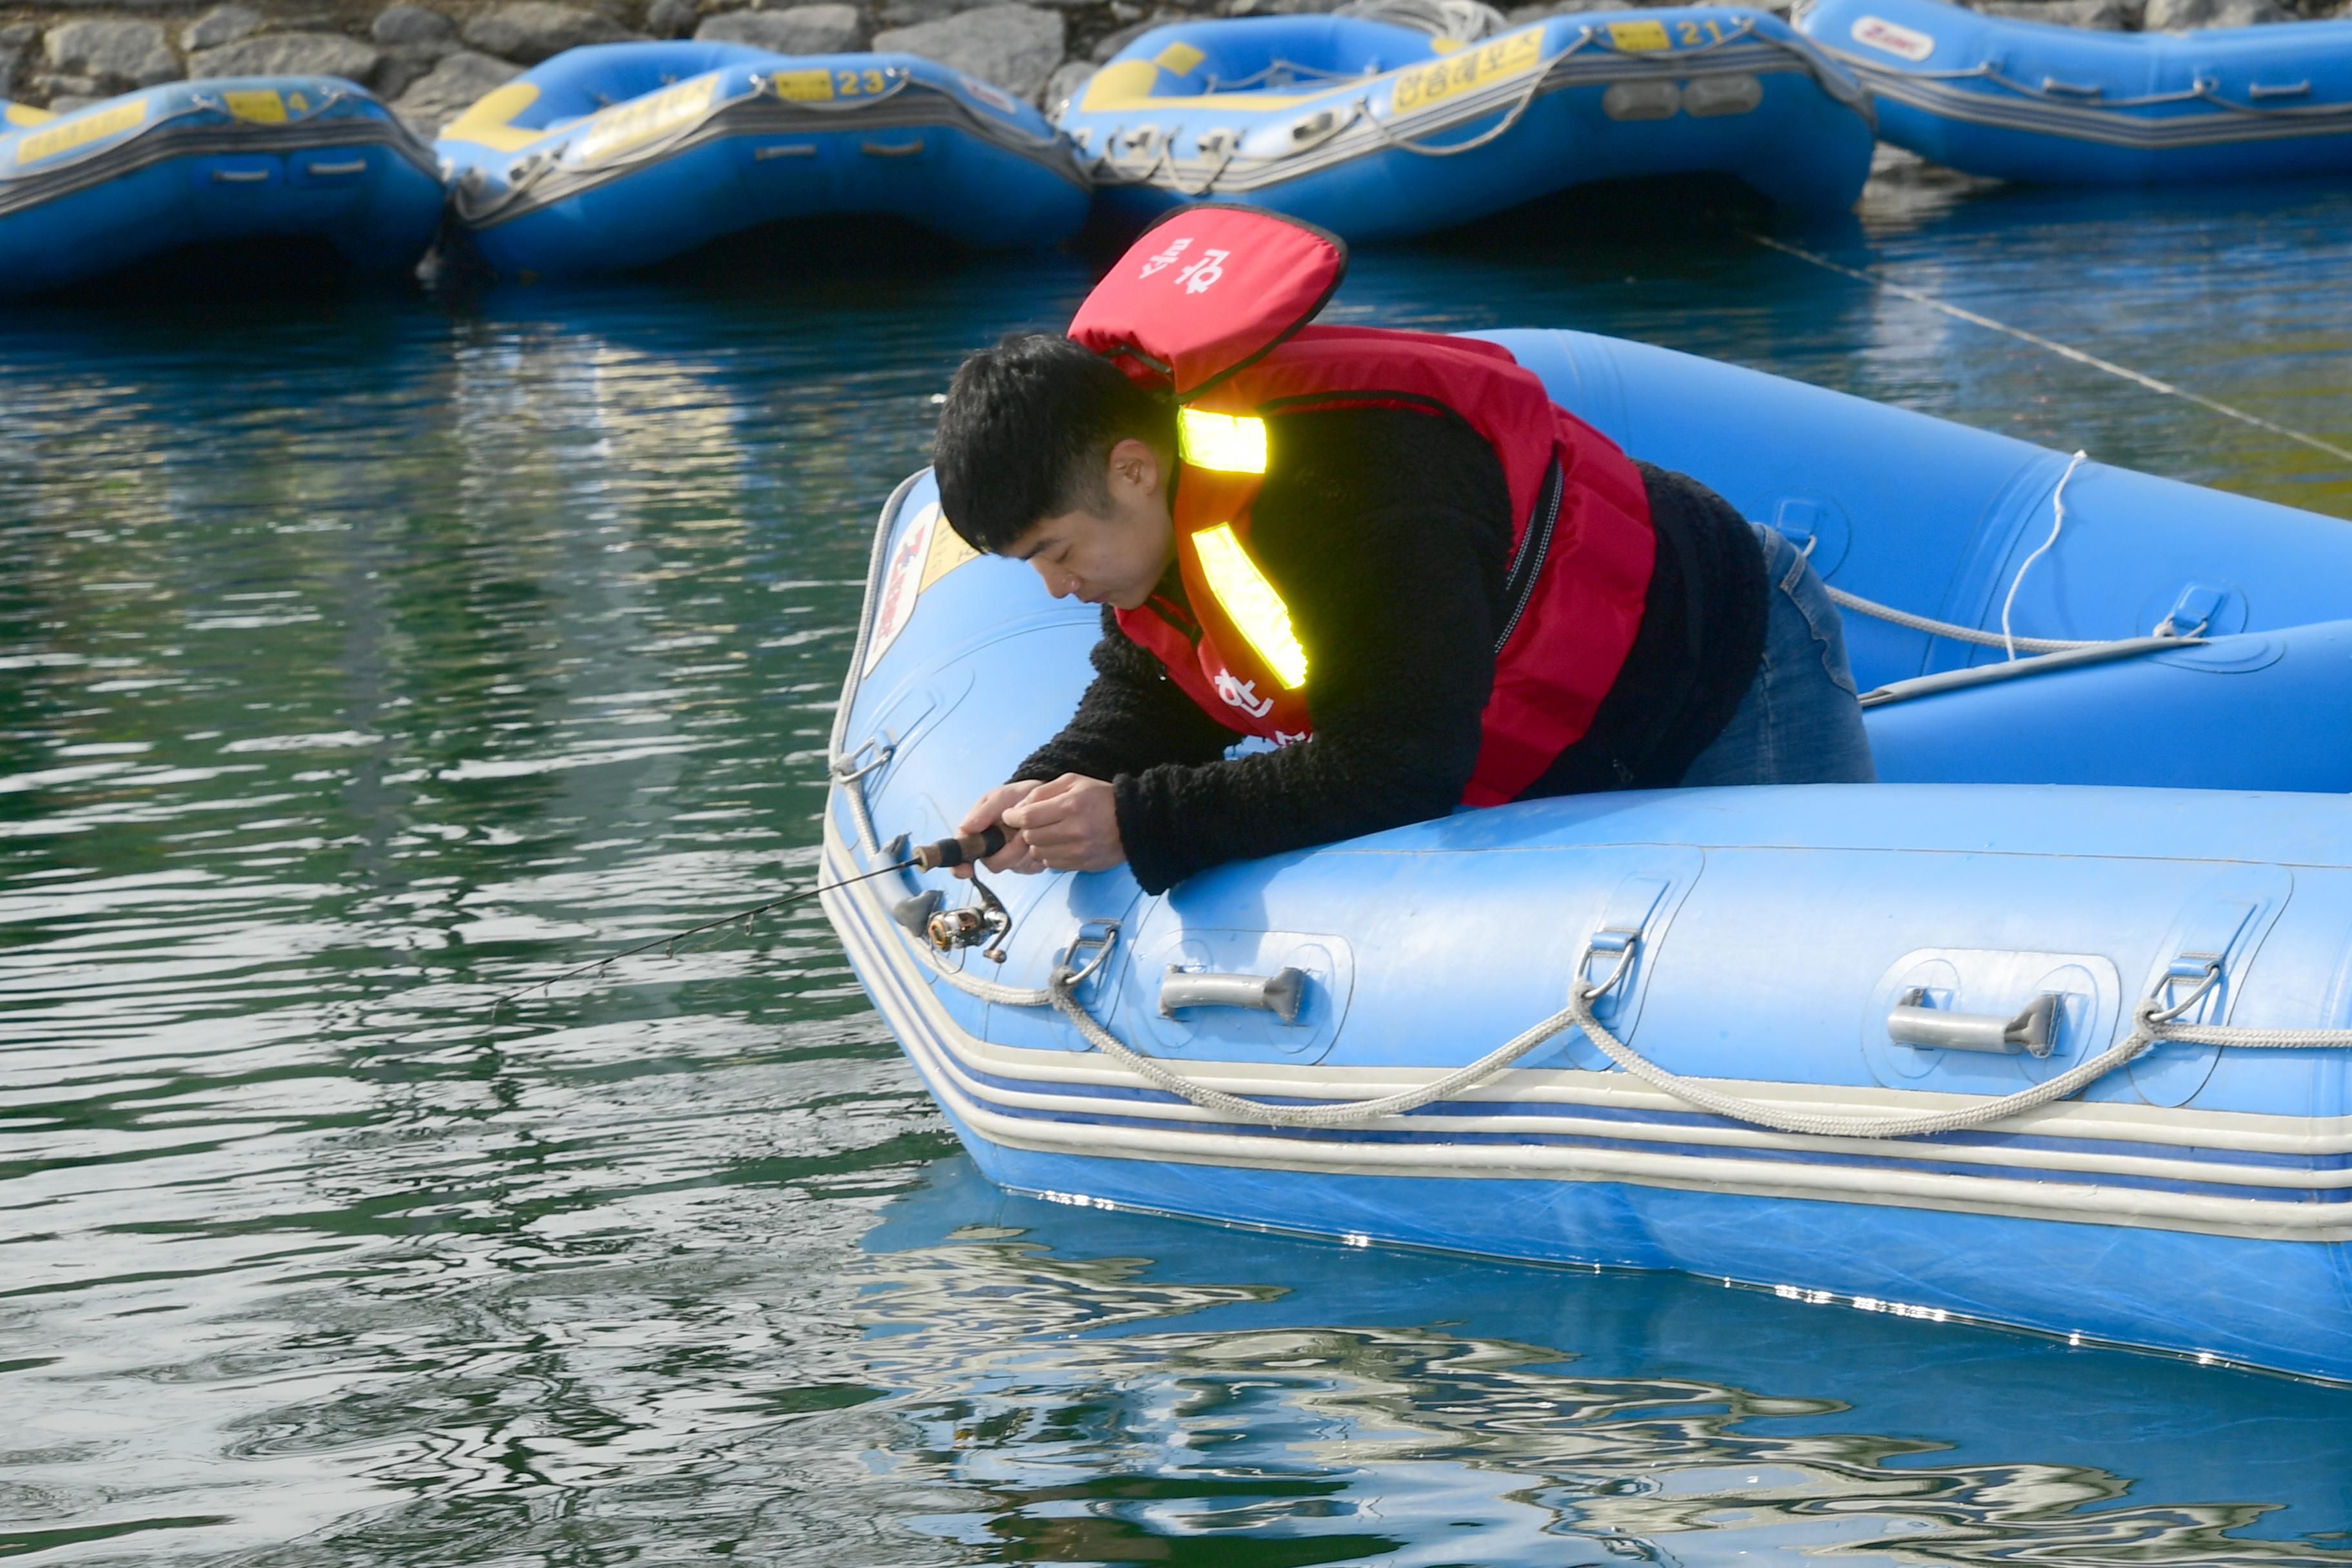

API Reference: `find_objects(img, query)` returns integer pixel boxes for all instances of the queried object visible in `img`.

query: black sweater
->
[1014,406,1767,893]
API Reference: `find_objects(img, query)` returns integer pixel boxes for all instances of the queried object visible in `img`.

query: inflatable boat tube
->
[824,327,2352,1384]
[436,41,1090,277]
[1059,7,1876,239]
[1798,0,2352,184]
[0,79,441,297]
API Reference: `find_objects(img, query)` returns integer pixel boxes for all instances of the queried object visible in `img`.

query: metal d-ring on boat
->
[825,324,2352,1385]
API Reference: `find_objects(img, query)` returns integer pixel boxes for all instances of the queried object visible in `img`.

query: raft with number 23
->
[436,40,1090,279]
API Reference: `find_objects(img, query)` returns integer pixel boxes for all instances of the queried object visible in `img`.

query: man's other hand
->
[955,781,1048,879]
[999,774,1124,874]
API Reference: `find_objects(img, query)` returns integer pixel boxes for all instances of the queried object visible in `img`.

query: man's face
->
[1005,438,1175,612]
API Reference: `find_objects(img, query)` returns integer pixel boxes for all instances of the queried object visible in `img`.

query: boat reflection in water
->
[859,1155,2352,1563]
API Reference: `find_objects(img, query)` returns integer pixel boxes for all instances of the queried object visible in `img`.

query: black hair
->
[933,332,1174,554]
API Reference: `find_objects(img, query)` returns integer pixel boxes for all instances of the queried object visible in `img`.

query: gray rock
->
[462,2,640,63]
[191,32,383,82]
[2143,0,2285,24]
[44,19,179,90]
[0,24,39,47]
[1042,56,1092,116]
[876,0,977,24]
[391,47,522,135]
[371,51,435,98]
[696,3,865,51]
[372,4,459,48]
[1504,0,1625,17]
[0,46,19,101]
[1090,14,1171,59]
[872,4,1064,97]
[43,19,179,90]
[1971,0,2129,26]
[646,0,700,35]
[182,5,262,51]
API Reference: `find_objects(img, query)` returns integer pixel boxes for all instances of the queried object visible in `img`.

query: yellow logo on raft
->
[15,96,146,164]
[1389,27,1543,116]
[567,73,720,165]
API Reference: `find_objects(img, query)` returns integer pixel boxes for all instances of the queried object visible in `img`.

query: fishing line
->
[485,858,915,1017]
[1748,233,2352,466]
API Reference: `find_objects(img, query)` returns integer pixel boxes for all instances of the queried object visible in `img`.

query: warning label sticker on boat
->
[567,73,720,165]
[1389,27,1544,116]
[1605,20,1671,50]
[865,503,978,676]
[1850,15,1936,60]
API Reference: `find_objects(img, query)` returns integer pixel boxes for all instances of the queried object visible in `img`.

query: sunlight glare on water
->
[4,177,2351,1563]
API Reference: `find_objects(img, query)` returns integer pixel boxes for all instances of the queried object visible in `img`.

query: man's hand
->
[1000,774,1125,874]
[955,781,1049,879]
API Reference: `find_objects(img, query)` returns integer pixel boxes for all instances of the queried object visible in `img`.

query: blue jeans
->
[1679,524,1876,786]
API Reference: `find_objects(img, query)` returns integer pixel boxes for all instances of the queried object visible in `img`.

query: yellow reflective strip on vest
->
[1177,408,1268,474]
[1193,523,1308,689]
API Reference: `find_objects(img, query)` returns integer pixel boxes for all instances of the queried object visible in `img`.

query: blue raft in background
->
[823,326,2352,1384]
[436,41,1090,279]
[1799,0,2352,184]
[1058,6,1877,241]
[0,79,442,297]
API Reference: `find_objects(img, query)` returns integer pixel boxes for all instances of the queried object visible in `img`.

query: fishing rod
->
[486,827,1006,1016]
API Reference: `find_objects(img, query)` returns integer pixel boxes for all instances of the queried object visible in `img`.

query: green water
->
[6,178,2352,1563]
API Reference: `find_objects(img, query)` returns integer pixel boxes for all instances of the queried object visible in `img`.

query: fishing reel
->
[890,878,1013,963]
[888,827,1016,963]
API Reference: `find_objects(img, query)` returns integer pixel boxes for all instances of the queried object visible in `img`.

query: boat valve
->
[923,876,1013,963]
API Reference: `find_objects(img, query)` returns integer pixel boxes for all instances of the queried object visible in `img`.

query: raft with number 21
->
[1058,5,1877,242]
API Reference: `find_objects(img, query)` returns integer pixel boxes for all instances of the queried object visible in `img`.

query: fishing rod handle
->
[912,824,1008,870]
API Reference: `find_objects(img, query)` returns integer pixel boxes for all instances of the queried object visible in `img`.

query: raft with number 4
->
[0,79,442,297]
[823,296,2352,1381]
[435,40,1090,279]
[1056,5,1877,240]
[1798,0,2352,184]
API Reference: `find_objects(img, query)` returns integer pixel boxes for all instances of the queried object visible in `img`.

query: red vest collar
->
[1068,204,1346,400]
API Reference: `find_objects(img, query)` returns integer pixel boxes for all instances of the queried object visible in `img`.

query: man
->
[930,208,1872,895]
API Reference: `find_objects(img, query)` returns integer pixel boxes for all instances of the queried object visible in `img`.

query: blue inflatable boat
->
[1799,0,2352,184]
[1059,7,1876,239]
[823,327,2352,1384]
[0,79,441,297]
[436,41,1090,278]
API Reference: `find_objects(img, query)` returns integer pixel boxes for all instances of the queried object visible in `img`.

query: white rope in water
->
[1749,234,2352,467]
[2000,448,2086,660]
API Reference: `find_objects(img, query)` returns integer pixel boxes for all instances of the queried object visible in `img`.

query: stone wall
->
[2,0,2342,141]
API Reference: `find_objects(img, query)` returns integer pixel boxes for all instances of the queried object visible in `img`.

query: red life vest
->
[1070,206,1656,807]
